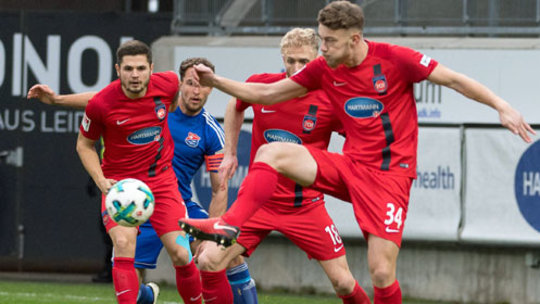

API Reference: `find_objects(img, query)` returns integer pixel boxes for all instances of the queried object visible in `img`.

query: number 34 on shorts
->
[384,202,403,234]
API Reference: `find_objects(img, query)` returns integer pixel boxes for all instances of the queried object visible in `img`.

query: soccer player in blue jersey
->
[27,57,258,304]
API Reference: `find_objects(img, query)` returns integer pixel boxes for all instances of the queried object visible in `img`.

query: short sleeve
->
[79,97,103,140]
[390,45,438,83]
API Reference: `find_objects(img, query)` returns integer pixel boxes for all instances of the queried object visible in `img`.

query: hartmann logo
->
[263,129,302,144]
[127,126,162,145]
[344,97,383,118]
[514,140,540,232]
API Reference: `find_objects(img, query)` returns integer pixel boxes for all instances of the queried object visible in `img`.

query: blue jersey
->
[168,107,225,202]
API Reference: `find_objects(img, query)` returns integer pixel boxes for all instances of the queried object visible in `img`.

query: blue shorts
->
[134,221,163,269]
[134,199,209,268]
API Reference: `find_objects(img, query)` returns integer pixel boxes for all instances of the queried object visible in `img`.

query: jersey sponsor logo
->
[420,54,432,67]
[185,132,201,148]
[515,140,540,232]
[155,104,167,121]
[126,126,162,145]
[261,107,276,113]
[372,75,388,94]
[263,129,302,144]
[303,115,317,132]
[81,114,91,132]
[344,97,384,118]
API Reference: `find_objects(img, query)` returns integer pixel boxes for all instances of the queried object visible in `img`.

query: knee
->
[169,246,191,266]
[253,143,280,164]
[198,250,226,272]
[113,235,134,253]
[369,262,395,287]
[328,272,356,295]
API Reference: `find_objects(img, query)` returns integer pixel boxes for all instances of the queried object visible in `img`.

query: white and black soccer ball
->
[105,178,155,227]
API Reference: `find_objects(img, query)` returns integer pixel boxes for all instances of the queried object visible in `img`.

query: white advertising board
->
[405,127,462,241]
[461,129,540,245]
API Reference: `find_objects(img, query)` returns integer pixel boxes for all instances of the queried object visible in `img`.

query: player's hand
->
[192,64,216,87]
[96,178,118,194]
[218,153,238,189]
[27,84,58,105]
[499,104,536,143]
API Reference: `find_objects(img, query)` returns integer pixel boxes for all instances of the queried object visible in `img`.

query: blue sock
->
[136,283,154,304]
[227,262,258,304]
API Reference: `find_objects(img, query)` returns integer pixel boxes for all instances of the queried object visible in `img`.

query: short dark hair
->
[116,40,152,65]
[318,1,364,31]
[179,57,215,80]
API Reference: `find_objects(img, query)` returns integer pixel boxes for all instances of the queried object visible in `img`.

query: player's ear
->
[114,64,120,77]
[353,31,362,45]
[150,63,154,74]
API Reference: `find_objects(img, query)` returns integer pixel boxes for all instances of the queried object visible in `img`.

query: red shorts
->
[237,201,346,261]
[101,169,187,237]
[307,146,413,247]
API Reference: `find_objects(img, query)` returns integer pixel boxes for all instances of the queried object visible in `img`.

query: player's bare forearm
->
[224,98,244,157]
[208,171,228,217]
[76,133,111,193]
[428,64,535,142]
[54,92,96,109]
[27,84,96,109]
[213,76,306,105]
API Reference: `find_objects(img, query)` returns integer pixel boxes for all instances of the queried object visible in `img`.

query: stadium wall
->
[147,36,540,303]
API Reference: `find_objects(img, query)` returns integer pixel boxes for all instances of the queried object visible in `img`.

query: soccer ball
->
[105,178,155,227]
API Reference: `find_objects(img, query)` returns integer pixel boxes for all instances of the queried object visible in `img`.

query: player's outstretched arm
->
[193,64,307,105]
[219,98,243,188]
[428,64,536,143]
[27,84,96,109]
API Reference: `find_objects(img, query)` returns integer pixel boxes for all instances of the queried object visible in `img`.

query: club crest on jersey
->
[155,104,167,121]
[372,75,388,95]
[344,97,384,119]
[303,115,317,132]
[185,132,201,148]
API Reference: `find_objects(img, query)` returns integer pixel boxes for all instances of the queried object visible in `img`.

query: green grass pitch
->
[0,279,452,303]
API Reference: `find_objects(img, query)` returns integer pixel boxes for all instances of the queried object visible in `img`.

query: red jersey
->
[291,41,438,178]
[237,72,342,207]
[80,71,179,180]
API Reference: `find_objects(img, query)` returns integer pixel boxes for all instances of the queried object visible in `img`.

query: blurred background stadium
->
[1,1,540,303]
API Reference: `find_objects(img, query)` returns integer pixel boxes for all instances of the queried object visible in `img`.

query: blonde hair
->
[280,28,319,54]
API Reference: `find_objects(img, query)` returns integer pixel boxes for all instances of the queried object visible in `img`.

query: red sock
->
[222,162,278,227]
[112,257,139,304]
[373,280,401,304]
[339,281,371,304]
[175,261,202,304]
[200,269,233,304]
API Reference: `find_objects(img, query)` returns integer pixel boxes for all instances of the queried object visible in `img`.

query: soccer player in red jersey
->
[76,40,202,304]
[179,1,535,303]
[195,28,369,303]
